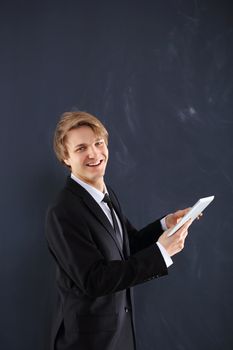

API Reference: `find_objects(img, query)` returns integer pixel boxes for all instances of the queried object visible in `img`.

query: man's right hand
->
[158,219,192,257]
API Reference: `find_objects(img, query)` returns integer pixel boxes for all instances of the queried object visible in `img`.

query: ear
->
[63,158,71,167]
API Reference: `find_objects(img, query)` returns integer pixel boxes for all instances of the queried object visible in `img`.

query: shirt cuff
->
[160,216,168,231]
[156,242,173,268]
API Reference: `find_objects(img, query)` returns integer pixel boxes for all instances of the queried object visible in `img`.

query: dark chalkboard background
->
[1,1,233,349]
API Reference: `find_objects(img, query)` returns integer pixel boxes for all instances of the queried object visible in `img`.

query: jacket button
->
[124,307,129,313]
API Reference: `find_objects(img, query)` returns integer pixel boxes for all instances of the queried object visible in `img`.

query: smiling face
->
[63,126,109,191]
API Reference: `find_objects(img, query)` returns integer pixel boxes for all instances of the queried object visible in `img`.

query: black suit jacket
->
[46,177,168,350]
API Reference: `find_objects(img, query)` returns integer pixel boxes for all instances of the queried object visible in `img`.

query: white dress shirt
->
[71,173,173,268]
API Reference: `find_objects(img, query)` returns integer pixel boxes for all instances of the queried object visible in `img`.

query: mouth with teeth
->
[86,159,104,167]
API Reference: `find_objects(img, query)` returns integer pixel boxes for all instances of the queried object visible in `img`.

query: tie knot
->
[102,193,112,206]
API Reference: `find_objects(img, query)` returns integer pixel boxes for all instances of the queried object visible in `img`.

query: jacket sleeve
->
[124,216,165,254]
[46,206,168,299]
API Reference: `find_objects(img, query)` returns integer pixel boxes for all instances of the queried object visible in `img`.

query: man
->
[46,111,192,350]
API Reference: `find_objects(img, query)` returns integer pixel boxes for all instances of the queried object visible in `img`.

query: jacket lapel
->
[66,177,125,259]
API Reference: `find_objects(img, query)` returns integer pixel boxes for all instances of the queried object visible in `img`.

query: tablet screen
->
[167,195,214,237]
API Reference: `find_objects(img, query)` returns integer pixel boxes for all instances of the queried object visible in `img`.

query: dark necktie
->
[102,193,123,249]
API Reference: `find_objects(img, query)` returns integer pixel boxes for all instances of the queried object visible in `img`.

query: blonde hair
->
[53,111,108,166]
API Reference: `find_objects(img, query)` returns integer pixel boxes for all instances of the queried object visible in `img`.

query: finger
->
[196,213,203,220]
[173,210,184,219]
[182,229,189,239]
[178,229,189,240]
[183,207,192,214]
[176,219,192,236]
[182,218,193,228]
[174,207,191,219]
[178,226,190,241]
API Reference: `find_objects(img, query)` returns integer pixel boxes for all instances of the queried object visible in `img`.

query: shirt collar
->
[71,173,107,204]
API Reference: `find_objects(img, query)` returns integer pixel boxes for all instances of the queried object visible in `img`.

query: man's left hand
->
[165,208,203,229]
[165,208,191,229]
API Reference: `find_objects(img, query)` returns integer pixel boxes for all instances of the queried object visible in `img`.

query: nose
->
[87,145,98,158]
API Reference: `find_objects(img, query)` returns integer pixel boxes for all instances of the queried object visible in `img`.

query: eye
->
[76,146,86,152]
[96,140,104,146]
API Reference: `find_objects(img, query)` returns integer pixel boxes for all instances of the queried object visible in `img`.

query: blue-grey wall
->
[1,1,233,349]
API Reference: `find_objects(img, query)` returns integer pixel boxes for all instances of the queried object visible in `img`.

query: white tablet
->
[167,195,215,237]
